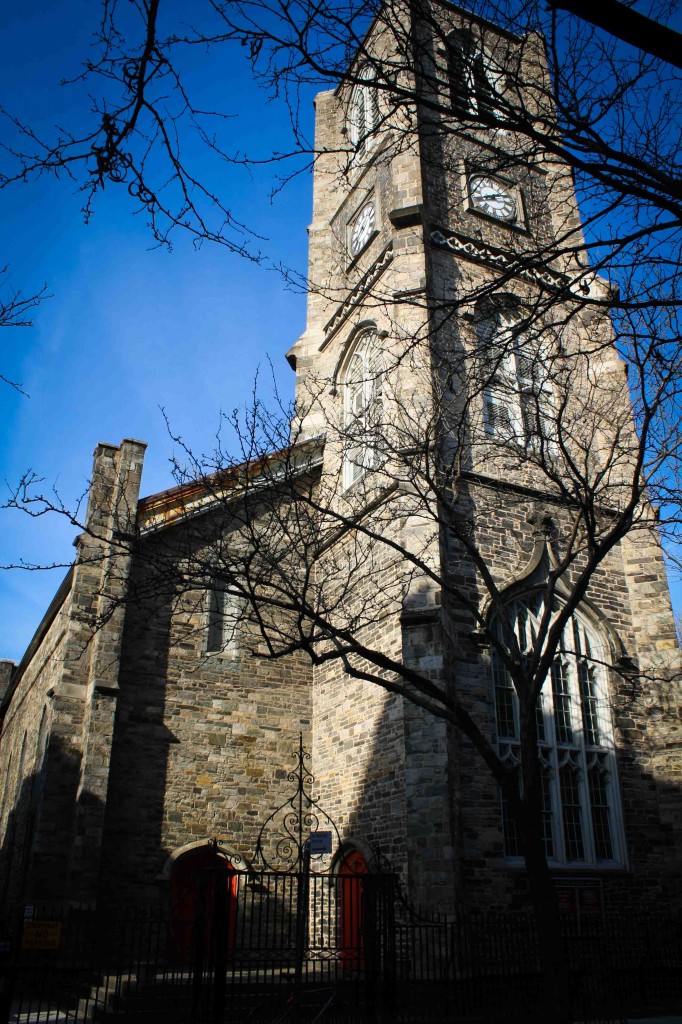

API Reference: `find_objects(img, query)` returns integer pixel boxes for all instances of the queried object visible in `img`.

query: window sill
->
[347,136,389,184]
[466,203,529,235]
[504,859,629,874]
[204,650,241,662]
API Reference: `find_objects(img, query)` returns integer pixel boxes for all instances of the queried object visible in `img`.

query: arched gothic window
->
[476,303,554,449]
[343,328,384,488]
[491,595,624,865]
[349,66,380,158]
[447,29,500,119]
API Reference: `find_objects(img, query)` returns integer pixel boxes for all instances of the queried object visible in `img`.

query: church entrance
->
[339,847,368,969]
[169,844,238,965]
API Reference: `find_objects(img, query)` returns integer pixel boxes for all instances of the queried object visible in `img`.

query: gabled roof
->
[137,436,325,534]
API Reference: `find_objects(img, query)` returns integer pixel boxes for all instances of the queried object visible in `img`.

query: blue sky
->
[0,0,314,659]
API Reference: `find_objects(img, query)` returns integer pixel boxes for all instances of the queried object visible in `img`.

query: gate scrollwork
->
[251,734,342,872]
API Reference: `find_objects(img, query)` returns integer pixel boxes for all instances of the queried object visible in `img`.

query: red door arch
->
[170,845,238,965]
[339,847,368,969]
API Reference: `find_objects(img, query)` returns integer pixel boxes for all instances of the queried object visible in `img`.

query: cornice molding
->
[321,243,394,348]
[430,227,571,292]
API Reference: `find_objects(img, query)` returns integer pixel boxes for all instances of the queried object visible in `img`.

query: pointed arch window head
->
[349,66,380,158]
[491,596,624,866]
[475,303,555,452]
[343,328,384,489]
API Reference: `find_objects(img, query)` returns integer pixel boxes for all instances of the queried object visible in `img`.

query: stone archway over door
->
[339,847,368,968]
[169,845,238,964]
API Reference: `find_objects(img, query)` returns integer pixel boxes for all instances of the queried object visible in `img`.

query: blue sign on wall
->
[309,831,332,854]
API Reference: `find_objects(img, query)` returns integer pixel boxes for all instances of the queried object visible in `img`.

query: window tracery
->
[491,595,623,865]
[447,29,501,119]
[475,303,554,450]
[349,66,380,157]
[343,328,384,488]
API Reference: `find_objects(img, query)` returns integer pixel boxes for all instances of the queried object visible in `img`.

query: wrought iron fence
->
[2,871,384,1023]
[2,884,681,1022]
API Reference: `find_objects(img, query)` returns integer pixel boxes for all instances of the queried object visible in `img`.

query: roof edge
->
[137,436,325,533]
[1,566,74,720]
[332,0,523,98]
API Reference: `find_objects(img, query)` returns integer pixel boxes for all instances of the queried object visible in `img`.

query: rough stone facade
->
[0,0,680,923]
[99,505,314,903]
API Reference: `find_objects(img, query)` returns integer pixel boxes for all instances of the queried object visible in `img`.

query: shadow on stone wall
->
[0,732,86,916]
[97,545,177,906]
[329,480,488,916]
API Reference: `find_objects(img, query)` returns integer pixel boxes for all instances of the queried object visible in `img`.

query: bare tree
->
[9,277,678,1014]
[545,0,682,69]
[0,1,292,259]
[136,276,678,1013]
[2,1,679,256]
[3,0,682,1017]
[0,267,47,394]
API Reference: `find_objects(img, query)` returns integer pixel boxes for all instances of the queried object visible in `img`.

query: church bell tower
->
[287,0,681,914]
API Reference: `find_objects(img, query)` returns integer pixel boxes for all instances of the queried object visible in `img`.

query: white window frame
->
[492,596,625,867]
[478,308,555,451]
[343,329,384,489]
[207,587,245,656]
[349,67,380,158]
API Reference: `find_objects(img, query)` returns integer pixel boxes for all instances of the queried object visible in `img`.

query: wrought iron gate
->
[3,738,681,1022]
[4,869,397,1022]
[5,891,682,1021]
[2,738,398,1022]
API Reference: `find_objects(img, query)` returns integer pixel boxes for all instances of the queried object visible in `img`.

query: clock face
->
[350,203,376,255]
[469,175,517,222]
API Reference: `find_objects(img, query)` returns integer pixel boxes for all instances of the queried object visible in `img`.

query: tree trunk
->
[518,700,570,1024]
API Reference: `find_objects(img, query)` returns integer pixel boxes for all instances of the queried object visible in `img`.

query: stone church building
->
[1,0,680,929]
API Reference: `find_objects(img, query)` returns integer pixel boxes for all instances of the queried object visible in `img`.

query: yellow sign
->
[22,921,62,950]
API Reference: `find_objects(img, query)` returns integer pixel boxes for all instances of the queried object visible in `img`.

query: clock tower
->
[285,1,681,915]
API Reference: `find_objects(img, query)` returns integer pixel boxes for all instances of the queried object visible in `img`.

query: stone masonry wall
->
[442,480,681,913]
[0,580,77,911]
[0,438,147,909]
[66,438,146,901]
[98,518,313,905]
[310,495,455,914]
[299,15,456,912]
[412,3,681,913]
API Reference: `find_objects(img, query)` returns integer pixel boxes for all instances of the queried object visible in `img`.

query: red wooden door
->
[339,848,368,969]
[170,846,237,964]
